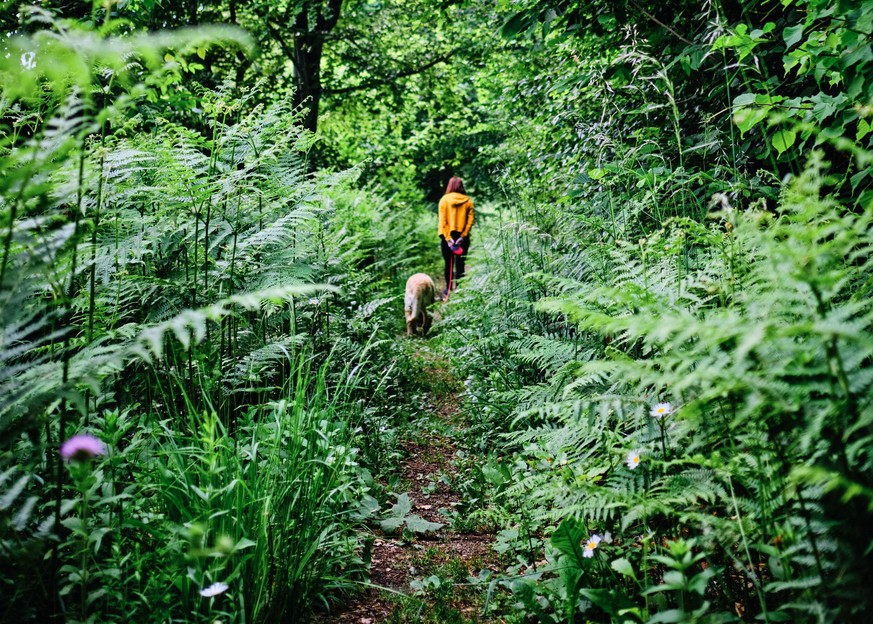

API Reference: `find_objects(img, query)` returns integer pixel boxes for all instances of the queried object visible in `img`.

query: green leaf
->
[387,492,412,518]
[550,517,588,566]
[191,485,209,501]
[647,609,687,623]
[351,494,381,520]
[732,93,758,107]
[405,514,444,534]
[481,464,507,486]
[588,167,607,180]
[769,555,787,580]
[501,11,533,38]
[772,129,797,155]
[61,517,83,532]
[784,24,804,48]
[850,169,869,192]
[755,93,783,105]
[90,526,111,553]
[234,537,256,552]
[579,589,641,620]
[856,118,871,142]
[611,557,637,579]
[379,516,404,533]
[687,568,715,595]
[764,610,797,622]
[734,107,768,135]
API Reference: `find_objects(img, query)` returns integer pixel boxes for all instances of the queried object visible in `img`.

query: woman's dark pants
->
[441,231,470,293]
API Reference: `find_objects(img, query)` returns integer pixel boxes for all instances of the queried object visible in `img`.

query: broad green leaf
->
[611,557,637,579]
[734,107,768,135]
[732,93,757,107]
[755,93,783,105]
[61,517,83,531]
[87,588,108,606]
[769,555,787,580]
[379,516,404,533]
[481,463,507,486]
[579,589,641,621]
[784,24,804,48]
[405,514,443,534]
[687,568,715,595]
[550,517,587,565]
[351,494,380,520]
[588,167,607,180]
[90,527,111,553]
[772,129,797,155]
[857,118,871,142]
[387,492,412,518]
[647,609,687,623]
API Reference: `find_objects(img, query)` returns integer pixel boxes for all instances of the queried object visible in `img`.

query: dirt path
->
[318,350,499,623]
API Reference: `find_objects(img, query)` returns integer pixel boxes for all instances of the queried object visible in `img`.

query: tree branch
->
[629,1,694,45]
[323,48,459,95]
[316,0,344,32]
[266,20,301,75]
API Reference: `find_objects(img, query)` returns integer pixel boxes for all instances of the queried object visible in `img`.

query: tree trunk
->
[293,32,325,134]
[290,0,343,135]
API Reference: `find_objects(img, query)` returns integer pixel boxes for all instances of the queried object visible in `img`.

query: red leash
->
[445,239,464,301]
[445,251,453,301]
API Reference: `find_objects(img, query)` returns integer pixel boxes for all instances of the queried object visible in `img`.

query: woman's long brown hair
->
[445,176,466,195]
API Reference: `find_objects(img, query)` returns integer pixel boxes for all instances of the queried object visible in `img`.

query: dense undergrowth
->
[443,152,873,623]
[0,9,436,622]
[2,0,873,622]
[434,1,873,622]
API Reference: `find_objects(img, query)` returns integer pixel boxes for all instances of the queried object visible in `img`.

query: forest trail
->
[323,345,499,623]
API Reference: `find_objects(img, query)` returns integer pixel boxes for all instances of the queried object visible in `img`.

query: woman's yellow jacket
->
[438,192,474,240]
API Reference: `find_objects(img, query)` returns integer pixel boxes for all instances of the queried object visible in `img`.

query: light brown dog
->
[404,273,435,337]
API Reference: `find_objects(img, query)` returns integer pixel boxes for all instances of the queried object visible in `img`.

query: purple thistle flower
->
[60,434,106,462]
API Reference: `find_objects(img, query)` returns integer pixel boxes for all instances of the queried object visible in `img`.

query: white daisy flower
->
[650,402,672,418]
[583,534,602,558]
[626,451,641,470]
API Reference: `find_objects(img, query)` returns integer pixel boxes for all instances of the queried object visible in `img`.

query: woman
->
[438,176,474,299]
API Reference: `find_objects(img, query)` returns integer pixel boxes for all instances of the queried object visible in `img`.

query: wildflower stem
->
[658,421,668,460]
[728,476,769,621]
[79,472,89,621]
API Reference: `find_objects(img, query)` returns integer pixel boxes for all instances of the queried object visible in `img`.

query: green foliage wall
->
[433,0,873,622]
[0,7,431,622]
